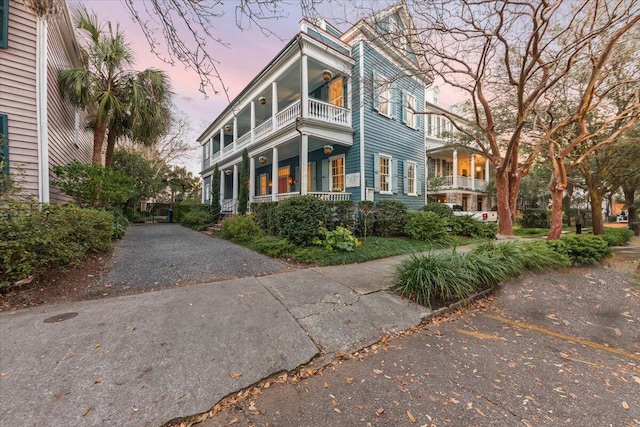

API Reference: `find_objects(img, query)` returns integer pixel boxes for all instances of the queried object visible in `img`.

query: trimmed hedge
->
[276,195,331,245]
[404,211,448,241]
[600,228,633,247]
[520,209,550,228]
[252,202,279,235]
[374,200,409,237]
[545,234,612,265]
[220,215,263,242]
[421,203,454,218]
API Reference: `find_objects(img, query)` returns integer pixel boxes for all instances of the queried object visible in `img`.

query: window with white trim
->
[404,92,416,128]
[330,155,344,191]
[379,155,391,193]
[374,73,391,117]
[406,161,417,195]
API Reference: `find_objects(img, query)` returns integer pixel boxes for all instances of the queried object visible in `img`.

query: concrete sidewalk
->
[0,254,428,426]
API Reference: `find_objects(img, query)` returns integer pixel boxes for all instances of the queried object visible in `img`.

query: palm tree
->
[58,8,172,166]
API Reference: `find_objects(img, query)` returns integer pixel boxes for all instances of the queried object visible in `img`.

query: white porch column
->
[36,18,50,203]
[209,137,213,158]
[271,146,279,202]
[301,54,309,118]
[249,156,256,201]
[219,128,224,152]
[452,150,458,188]
[250,101,256,143]
[300,134,309,195]
[232,164,239,210]
[233,118,238,141]
[470,154,475,191]
[485,156,490,182]
[271,82,278,128]
[219,169,225,206]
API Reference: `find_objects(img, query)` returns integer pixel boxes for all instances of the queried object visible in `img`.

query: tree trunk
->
[589,189,604,235]
[548,187,565,240]
[104,129,117,168]
[622,185,639,236]
[495,170,513,235]
[508,172,521,223]
[92,121,107,165]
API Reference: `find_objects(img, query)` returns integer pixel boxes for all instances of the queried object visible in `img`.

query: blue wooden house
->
[198,3,492,212]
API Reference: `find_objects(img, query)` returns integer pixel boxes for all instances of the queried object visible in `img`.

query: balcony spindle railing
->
[308,99,350,126]
[276,100,301,127]
[254,119,273,139]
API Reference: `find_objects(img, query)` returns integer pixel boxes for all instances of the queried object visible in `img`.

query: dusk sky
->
[66,1,456,173]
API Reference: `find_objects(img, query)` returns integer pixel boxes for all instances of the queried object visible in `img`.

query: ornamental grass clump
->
[393,252,478,308]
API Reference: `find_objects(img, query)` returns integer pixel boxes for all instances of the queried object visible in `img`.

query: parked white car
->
[444,203,499,222]
[616,212,629,223]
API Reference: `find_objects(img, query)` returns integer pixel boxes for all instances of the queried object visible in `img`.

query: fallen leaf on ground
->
[346,377,354,383]
[614,328,622,337]
[93,343,100,349]
[226,418,238,426]
[376,407,385,416]
[622,401,629,410]
[82,407,91,416]
[230,372,242,378]
[94,377,102,384]
[334,407,342,413]
[407,410,416,423]
[323,382,329,388]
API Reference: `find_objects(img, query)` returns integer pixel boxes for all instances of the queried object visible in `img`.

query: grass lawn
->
[231,235,481,266]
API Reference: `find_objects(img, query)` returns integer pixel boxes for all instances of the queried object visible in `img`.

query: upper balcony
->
[200,26,355,173]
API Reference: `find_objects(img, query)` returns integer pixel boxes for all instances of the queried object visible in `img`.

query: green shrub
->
[520,209,550,228]
[327,201,356,231]
[106,207,129,240]
[394,252,478,308]
[180,209,213,231]
[600,228,633,247]
[1,203,114,289]
[276,196,331,245]
[447,215,498,238]
[220,215,263,242]
[404,211,448,241]
[253,236,297,258]
[421,203,454,218]
[374,200,409,237]
[252,202,279,235]
[545,235,612,265]
[47,204,114,253]
[313,226,361,252]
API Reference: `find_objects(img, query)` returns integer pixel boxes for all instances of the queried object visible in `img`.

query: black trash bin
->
[575,223,582,234]
[168,208,173,223]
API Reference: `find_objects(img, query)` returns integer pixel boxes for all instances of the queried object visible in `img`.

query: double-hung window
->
[373,72,391,117]
[404,92,416,128]
[379,155,391,193]
[406,161,417,195]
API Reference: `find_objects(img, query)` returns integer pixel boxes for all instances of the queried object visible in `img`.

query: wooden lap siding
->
[0,2,38,197]
[46,13,92,203]
[350,42,425,210]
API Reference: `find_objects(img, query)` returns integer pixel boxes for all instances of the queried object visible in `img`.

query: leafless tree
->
[402,0,640,236]
[121,0,326,100]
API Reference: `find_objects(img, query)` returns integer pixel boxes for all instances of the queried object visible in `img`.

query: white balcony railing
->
[206,98,352,167]
[431,175,488,192]
[254,119,273,139]
[276,100,301,127]
[308,99,350,126]
[250,191,351,204]
[235,132,251,148]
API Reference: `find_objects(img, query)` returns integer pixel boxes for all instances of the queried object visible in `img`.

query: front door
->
[278,166,290,193]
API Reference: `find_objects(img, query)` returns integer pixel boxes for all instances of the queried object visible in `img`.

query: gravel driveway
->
[99,224,294,292]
